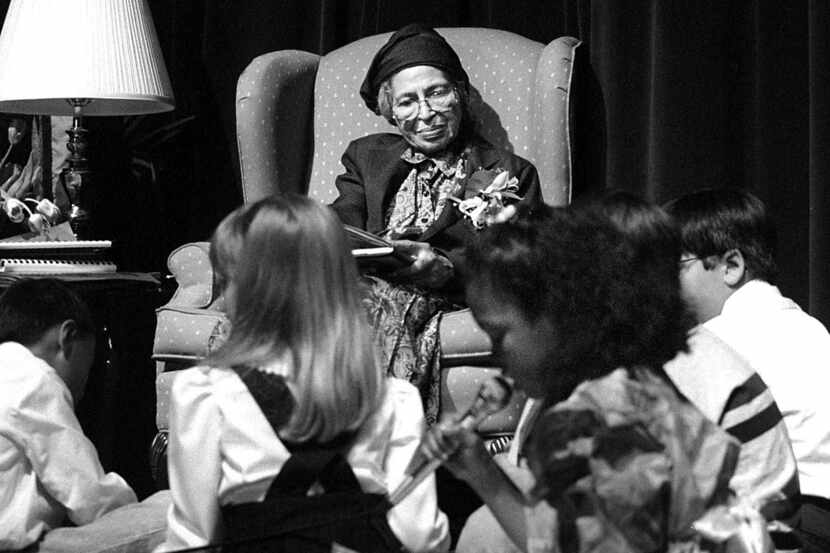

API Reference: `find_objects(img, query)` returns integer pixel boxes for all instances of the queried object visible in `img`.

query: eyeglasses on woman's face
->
[392,85,457,122]
[389,65,462,154]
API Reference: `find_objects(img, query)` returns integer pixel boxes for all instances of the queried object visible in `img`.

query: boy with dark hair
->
[0,278,136,550]
[667,187,830,552]
[666,187,779,322]
[602,191,798,550]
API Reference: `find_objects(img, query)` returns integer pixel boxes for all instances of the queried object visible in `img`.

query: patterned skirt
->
[360,276,458,425]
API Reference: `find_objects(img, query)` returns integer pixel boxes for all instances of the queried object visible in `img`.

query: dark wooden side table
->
[0,272,163,499]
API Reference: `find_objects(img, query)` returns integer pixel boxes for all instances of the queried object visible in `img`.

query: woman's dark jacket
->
[330,132,543,293]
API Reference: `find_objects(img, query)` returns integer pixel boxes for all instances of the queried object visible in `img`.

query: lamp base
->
[60,100,94,240]
[60,166,93,239]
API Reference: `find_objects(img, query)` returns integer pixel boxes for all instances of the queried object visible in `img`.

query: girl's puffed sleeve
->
[156,367,224,551]
[382,378,450,553]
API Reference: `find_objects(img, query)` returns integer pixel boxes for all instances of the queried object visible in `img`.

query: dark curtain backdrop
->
[1,1,826,324]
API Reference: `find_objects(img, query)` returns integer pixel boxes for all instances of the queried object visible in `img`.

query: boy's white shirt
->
[704,279,830,498]
[0,341,136,550]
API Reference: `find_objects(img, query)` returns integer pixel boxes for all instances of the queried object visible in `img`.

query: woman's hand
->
[419,417,493,484]
[390,240,454,289]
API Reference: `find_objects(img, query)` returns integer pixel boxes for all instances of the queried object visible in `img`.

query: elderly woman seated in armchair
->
[330,23,543,422]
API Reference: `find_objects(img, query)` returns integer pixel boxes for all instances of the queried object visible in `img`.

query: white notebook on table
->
[0,240,117,274]
[0,239,111,254]
[0,258,117,274]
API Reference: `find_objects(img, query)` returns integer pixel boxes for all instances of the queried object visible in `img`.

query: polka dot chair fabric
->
[237,50,319,202]
[161,242,216,309]
[152,242,228,432]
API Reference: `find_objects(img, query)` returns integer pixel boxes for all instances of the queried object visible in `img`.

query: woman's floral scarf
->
[384,146,525,238]
[383,148,464,239]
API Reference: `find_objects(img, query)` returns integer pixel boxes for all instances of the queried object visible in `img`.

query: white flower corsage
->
[450,168,522,229]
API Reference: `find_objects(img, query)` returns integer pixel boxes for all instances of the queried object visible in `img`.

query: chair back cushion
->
[307,29,579,207]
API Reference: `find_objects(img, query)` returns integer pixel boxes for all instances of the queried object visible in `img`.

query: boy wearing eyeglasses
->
[667,187,830,552]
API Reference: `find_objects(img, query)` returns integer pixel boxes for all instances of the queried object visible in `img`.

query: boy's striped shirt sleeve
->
[721,372,800,550]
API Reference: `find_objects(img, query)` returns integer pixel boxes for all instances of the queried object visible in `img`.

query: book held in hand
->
[345,225,414,274]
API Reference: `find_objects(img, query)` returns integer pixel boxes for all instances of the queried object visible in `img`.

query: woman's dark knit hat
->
[359,23,469,114]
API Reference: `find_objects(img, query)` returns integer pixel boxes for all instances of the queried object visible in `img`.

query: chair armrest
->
[153,305,228,363]
[236,50,321,201]
[164,242,222,310]
[153,241,229,434]
[156,240,227,357]
[439,308,495,367]
[441,366,527,437]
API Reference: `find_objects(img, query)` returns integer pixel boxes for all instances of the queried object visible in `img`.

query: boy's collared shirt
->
[665,326,799,504]
[0,341,136,550]
[705,279,830,499]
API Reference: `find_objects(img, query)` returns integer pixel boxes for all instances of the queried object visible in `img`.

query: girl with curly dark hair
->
[422,204,772,553]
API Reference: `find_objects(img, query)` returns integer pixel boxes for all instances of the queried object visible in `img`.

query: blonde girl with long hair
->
[156,195,449,552]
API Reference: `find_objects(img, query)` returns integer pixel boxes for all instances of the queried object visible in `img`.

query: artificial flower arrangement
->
[450,167,523,229]
[0,190,62,235]
[0,117,65,239]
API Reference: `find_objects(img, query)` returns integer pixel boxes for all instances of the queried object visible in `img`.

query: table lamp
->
[0,0,175,239]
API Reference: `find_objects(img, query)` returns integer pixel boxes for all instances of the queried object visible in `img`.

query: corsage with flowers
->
[448,166,523,229]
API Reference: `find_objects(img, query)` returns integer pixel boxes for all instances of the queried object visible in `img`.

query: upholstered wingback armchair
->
[151,28,580,486]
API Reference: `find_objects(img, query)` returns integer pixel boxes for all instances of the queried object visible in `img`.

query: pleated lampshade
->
[0,0,174,115]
